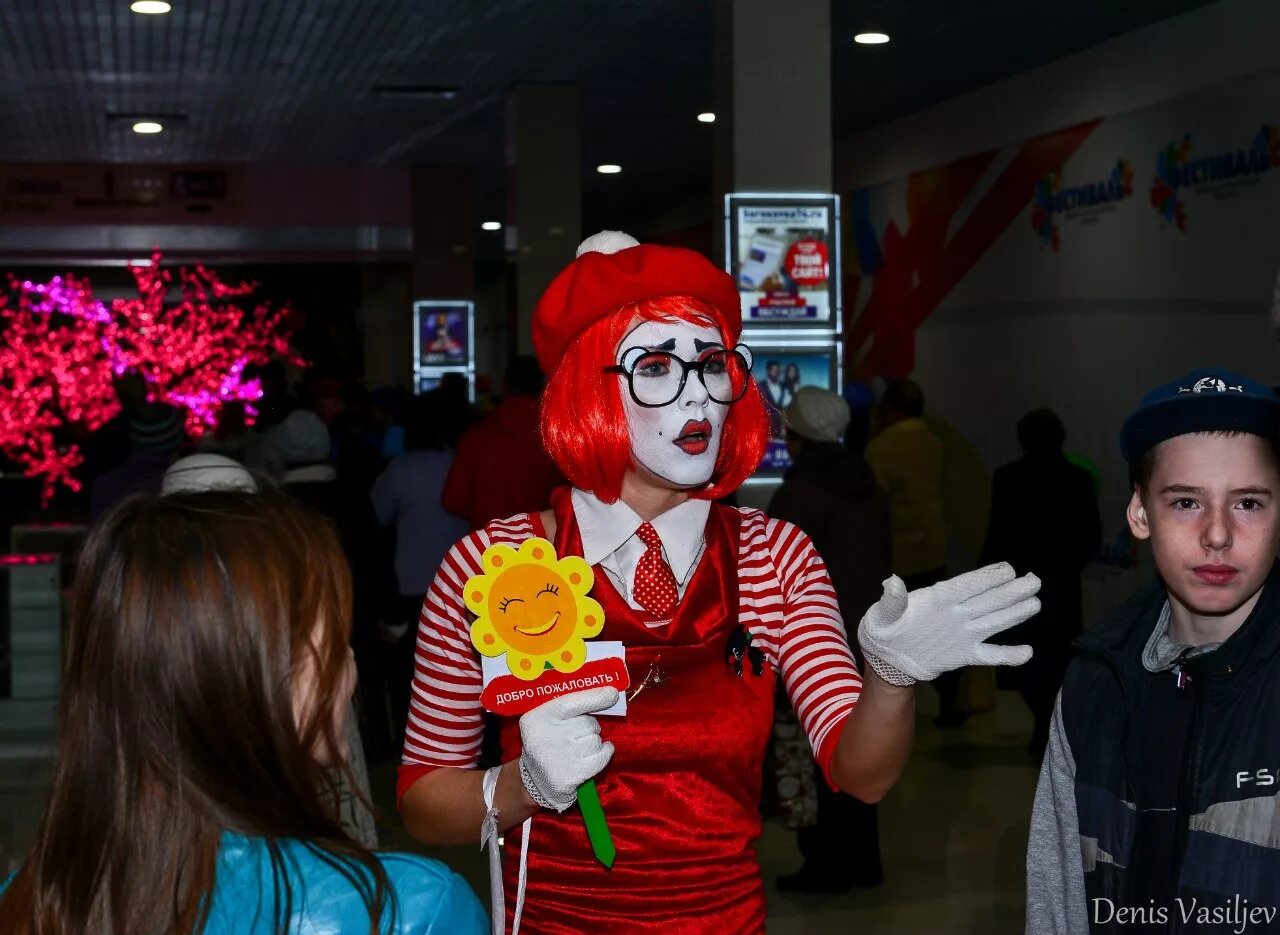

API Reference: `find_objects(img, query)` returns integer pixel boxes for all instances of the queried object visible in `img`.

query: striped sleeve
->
[738,510,862,786]
[397,514,537,804]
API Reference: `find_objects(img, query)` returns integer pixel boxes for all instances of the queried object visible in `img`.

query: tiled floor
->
[0,689,1040,933]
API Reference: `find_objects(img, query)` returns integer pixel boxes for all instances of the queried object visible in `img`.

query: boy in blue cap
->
[1026,368,1280,934]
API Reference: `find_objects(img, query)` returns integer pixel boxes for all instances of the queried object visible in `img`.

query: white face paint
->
[616,317,730,488]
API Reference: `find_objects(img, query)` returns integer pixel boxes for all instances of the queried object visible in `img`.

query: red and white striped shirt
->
[398,506,863,799]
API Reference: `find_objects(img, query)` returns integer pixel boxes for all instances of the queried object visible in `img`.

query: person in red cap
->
[396,232,1042,933]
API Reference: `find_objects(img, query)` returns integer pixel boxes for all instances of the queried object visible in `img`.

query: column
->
[716,0,835,512]
[508,83,582,356]
[729,0,832,192]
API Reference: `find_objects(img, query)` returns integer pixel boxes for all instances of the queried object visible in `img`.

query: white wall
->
[915,301,1279,536]
[839,0,1280,191]
[842,0,1280,540]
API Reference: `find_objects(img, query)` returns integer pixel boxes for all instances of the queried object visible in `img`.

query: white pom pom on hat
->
[575,230,640,258]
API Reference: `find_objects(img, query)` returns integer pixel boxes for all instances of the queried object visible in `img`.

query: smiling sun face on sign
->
[465,538,604,681]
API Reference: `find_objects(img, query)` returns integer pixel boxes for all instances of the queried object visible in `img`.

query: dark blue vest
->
[1063,562,1280,933]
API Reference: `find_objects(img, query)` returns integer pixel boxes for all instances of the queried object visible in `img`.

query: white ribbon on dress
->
[480,765,533,935]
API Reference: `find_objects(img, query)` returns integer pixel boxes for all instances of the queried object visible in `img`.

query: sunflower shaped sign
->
[465,537,627,865]
[466,537,629,714]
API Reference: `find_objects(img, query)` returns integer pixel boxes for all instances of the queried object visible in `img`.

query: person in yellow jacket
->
[866,379,965,726]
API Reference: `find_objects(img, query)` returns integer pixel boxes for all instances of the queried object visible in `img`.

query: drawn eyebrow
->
[693,338,724,352]
[646,338,677,352]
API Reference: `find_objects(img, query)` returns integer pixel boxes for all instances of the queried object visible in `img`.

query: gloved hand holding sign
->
[857,562,1041,686]
[518,686,618,812]
[465,537,626,869]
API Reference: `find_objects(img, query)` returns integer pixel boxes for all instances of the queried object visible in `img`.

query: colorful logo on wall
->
[1030,160,1133,250]
[1151,127,1280,231]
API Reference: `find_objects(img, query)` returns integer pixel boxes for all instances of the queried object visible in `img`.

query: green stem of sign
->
[577,779,615,868]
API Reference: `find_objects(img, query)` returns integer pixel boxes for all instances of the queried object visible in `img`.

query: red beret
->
[532,234,742,374]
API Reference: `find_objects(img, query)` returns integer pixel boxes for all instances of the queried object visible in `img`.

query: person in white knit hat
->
[770,386,892,894]
[162,453,258,495]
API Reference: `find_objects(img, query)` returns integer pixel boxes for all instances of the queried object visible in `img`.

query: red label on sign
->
[481,656,631,716]
[759,291,807,308]
[784,240,829,284]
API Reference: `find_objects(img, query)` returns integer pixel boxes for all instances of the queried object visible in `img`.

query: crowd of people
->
[65,355,566,768]
[2,233,1274,935]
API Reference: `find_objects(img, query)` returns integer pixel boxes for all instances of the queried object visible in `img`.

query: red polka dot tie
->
[633,522,678,617]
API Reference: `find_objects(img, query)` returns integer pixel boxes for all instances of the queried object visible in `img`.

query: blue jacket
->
[2,832,487,935]
[1060,562,1280,932]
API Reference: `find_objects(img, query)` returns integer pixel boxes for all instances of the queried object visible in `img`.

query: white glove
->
[857,563,1040,685]
[517,686,618,812]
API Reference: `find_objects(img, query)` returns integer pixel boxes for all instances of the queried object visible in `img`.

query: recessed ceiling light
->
[596,164,622,175]
[697,112,716,124]
[370,85,460,101]
[132,121,163,134]
[854,32,890,45]
[130,1,172,13]
[481,221,502,231]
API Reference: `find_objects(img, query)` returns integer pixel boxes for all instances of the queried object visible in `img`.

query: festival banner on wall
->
[1150,124,1280,232]
[725,194,840,326]
[844,68,1280,383]
[1031,159,1134,250]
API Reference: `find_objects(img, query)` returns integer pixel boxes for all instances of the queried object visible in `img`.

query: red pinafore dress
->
[499,488,776,933]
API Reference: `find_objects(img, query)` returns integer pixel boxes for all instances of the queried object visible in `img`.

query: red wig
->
[540,295,769,503]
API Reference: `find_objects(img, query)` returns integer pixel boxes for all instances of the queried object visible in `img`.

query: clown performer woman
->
[397,232,1042,933]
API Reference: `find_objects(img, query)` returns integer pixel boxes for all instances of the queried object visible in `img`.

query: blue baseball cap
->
[1120,368,1280,465]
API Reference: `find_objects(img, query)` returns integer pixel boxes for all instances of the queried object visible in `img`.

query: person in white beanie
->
[162,453,258,495]
[769,386,892,894]
[160,450,388,848]
[272,408,400,762]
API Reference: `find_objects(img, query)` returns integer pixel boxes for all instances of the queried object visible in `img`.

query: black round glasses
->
[604,344,754,408]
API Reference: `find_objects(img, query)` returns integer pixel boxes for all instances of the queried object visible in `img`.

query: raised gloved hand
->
[518,686,618,812]
[857,563,1040,685]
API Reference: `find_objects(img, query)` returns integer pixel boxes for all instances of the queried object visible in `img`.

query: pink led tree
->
[108,255,302,437]
[0,274,119,499]
[0,256,300,503]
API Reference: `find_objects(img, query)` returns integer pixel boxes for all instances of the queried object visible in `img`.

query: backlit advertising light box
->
[726,193,840,327]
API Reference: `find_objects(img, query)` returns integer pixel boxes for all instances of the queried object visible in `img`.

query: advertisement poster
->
[728,197,838,324]
[415,302,472,367]
[412,300,474,399]
[752,350,835,472]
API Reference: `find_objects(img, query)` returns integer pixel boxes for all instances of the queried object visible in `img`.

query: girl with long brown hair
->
[0,491,485,935]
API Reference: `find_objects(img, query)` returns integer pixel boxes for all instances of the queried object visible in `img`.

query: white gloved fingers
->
[563,713,603,742]
[935,563,1015,601]
[862,575,910,631]
[579,741,615,780]
[969,597,1042,640]
[958,573,1041,618]
[536,686,620,720]
[973,642,1034,667]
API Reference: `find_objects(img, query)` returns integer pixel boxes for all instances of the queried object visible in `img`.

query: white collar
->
[570,487,710,583]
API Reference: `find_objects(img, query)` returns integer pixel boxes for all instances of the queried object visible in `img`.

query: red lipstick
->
[674,419,712,455]
[1193,564,1239,586]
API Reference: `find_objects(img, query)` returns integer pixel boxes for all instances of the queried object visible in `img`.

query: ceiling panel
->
[0,0,1225,232]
